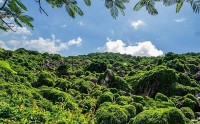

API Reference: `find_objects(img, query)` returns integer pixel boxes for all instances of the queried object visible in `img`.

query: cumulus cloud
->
[130,20,146,30]
[99,38,163,57]
[3,26,32,35]
[175,18,187,23]
[0,35,82,54]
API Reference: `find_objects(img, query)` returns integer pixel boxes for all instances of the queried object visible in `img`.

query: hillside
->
[0,48,200,124]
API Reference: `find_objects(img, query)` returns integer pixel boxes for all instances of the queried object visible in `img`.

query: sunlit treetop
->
[0,0,199,31]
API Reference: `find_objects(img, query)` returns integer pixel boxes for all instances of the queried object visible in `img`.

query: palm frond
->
[187,0,200,13]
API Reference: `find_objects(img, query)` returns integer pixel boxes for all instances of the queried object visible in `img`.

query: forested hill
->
[1,48,200,124]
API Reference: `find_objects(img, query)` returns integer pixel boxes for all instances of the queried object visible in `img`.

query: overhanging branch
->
[35,0,48,16]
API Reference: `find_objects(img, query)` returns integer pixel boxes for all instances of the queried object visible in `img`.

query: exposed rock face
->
[194,71,200,82]
[135,79,160,97]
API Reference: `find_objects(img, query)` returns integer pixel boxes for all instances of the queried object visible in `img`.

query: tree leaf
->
[105,0,114,8]
[134,0,145,11]
[84,0,91,6]
[176,1,183,13]
[111,5,118,19]
[0,25,8,31]
[15,0,27,11]
[14,18,23,27]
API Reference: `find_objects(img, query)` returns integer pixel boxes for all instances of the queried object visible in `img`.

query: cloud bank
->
[100,39,163,57]
[0,35,82,54]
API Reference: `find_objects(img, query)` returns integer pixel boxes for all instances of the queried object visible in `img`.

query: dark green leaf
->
[176,1,183,13]
[84,0,91,6]
[111,5,118,19]
[15,0,27,11]
[14,18,23,27]
[105,0,114,8]
[0,25,8,31]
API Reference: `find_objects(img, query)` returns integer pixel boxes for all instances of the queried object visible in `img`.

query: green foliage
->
[182,94,199,111]
[0,102,16,118]
[132,95,144,103]
[116,96,133,105]
[71,79,94,94]
[40,87,74,104]
[86,61,107,73]
[95,102,128,124]
[155,93,168,102]
[98,91,114,104]
[129,107,189,124]
[0,60,17,74]
[1,49,200,123]
[33,71,55,87]
[131,102,143,114]
[181,107,195,119]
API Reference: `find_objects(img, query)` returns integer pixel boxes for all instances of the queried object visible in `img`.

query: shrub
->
[79,96,97,113]
[132,95,144,103]
[116,96,133,105]
[27,113,46,123]
[131,102,143,114]
[33,71,55,87]
[181,107,195,119]
[86,61,107,73]
[40,87,75,110]
[129,107,189,124]
[123,105,136,120]
[98,91,114,104]
[155,93,168,102]
[0,103,15,118]
[71,79,94,94]
[95,103,127,124]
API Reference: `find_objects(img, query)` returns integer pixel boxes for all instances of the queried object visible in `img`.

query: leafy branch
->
[0,0,199,32]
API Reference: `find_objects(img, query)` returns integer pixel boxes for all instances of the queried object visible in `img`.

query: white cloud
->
[0,35,82,54]
[0,0,3,3]
[0,40,9,50]
[5,26,32,35]
[99,38,163,57]
[130,20,146,30]
[175,18,187,23]
[78,21,85,26]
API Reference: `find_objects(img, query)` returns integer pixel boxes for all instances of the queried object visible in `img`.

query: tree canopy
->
[0,0,200,31]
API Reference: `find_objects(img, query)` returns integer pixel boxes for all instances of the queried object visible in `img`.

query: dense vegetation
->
[0,48,200,123]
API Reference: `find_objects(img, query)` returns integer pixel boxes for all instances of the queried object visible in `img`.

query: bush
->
[181,107,195,119]
[131,102,143,114]
[40,87,76,110]
[155,93,168,102]
[123,105,136,120]
[27,112,46,123]
[33,71,55,87]
[132,95,144,103]
[71,79,94,94]
[95,103,127,124]
[98,91,114,104]
[182,94,199,111]
[79,96,97,113]
[86,61,107,73]
[116,96,133,105]
[0,103,15,118]
[129,107,189,124]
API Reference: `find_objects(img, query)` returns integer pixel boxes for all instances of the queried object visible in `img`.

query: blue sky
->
[0,1,200,56]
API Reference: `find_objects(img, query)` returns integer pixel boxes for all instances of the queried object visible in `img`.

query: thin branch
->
[1,19,16,31]
[35,0,48,16]
[0,0,9,10]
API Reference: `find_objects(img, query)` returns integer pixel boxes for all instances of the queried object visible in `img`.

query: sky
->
[0,0,200,57]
